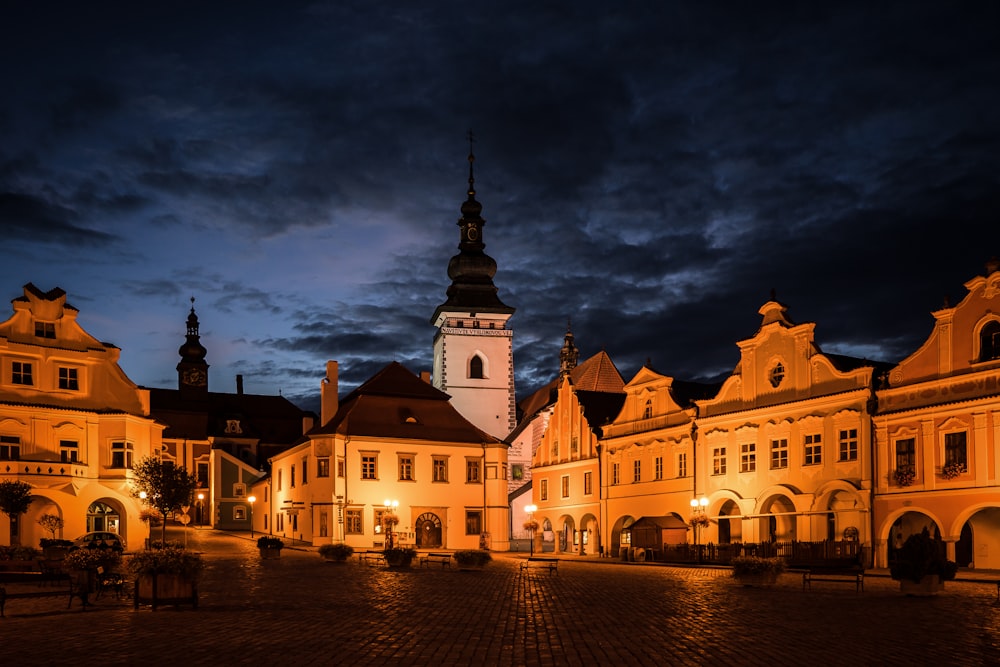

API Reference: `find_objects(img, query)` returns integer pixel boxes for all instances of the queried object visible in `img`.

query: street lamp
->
[248,495,256,539]
[197,492,205,528]
[524,504,538,557]
[690,497,709,564]
[383,499,399,550]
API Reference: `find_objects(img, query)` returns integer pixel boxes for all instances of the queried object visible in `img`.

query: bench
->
[358,551,386,567]
[520,557,558,574]
[420,553,452,568]
[0,566,77,617]
[794,561,864,593]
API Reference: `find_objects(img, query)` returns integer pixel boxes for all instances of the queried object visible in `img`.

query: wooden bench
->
[419,552,452,568]
[0,566,77,617]
[795,561,864,593]
[520,557,558,574]
[358,551,386,567]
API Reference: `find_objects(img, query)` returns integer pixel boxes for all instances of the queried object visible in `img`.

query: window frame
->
[740,442,756,473]
[361,453,378,480]
[712,446,727,475]
[12,361,33,386]
[804,433,822,466]
[770,438,788,469]
[838,429,858,462]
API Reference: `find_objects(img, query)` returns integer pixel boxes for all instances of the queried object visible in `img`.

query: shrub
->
[126,546,204,579]
[65,546,121,571]
[257,536,284,549]
[890,528,958,583]
[453,550,492,567]
[0,545,39,561]
[319,543,354,561]
[731,556,786,577]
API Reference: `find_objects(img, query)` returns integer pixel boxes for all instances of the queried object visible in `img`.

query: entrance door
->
[415,513,442,548]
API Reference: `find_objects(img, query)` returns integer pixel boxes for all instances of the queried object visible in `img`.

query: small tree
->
[130,457,197,546]
[0,480,34,546]
[37,513,65,539]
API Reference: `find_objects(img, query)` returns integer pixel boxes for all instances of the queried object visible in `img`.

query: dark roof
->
[147,387,313,444]
[825,353,895,376]
[625,515,689,530]
[311,361,501,444]
[670,379,724,407]
[576,390,627,433]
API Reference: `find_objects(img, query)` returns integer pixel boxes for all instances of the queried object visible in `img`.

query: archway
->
[718,500,742,544]
[888,511,940,567]
[557,515,576,554]
[610,516,635,558]
[87,501,122,535]
[954,507,1000,569]
[759,494,796,543]
[415,512,442,548]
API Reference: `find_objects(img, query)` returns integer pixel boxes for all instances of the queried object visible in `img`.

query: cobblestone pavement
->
[3,529,1000,666]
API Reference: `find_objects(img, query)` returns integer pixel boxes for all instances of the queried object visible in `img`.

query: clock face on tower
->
[183,368,207,387]
[466,225,479,241]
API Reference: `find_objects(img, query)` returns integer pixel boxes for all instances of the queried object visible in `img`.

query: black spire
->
[177,297,209,391]
[559,320,579,376]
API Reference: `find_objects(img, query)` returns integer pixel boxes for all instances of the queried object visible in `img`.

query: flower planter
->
[899,574,943,596]
[259,547,282,560]
[384,554,413,568]
[134,573,198,610]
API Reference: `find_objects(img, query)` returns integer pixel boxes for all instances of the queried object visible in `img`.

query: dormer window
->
[979,321,1000,362]
[769,362,785,388]
[34,322,55,338]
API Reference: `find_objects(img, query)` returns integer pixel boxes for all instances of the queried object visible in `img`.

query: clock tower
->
[430,144,516,440]
[177,297,209,397]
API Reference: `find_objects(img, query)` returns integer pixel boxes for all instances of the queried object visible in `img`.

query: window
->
[540,478,548,501]
[571,437,579,454]
[944,432,968,469]
[838,429,858,461]
[980,320,1000,362]
[466,458,481,483]
[12,361,33,386]
[233,484,246,498]
[60,440,78,463]
[804,434,822,465]
[58,367,79,390]
[632,460,641,483]
[302,458,308,484]
[612,462,620,485]
[584,471,593,495]
[110,441,133,468]
[712,447,727,475]
[337,458,345,478]
[561,475,570,498]
[0,436,20,460]
[769,362,785,388]
[234,506,246,521]
[654,456,663,480]
[361,455,377,480]
[277,469,283,490]
[345,509,362,534]
[35,322,55,338]
[317,458,330,478]
[740,443,756,473]
[643,399,653,419]
[433,457,448,482]
[398,455,414,481]
[465,511,482,535]
[511,463,524,480]
[197,462,209,487]
[770,439,788,469]
[895,438,915,472]
[469,355,484,379]
[550,439,558,458]
[677,452,687,478]
[291,465,296,488]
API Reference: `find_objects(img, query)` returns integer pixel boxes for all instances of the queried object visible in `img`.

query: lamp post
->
[248,495,256,539]
[690,497,709,564]
[383,499,399,550]
[197,492,205,528]
[525,504,538,557]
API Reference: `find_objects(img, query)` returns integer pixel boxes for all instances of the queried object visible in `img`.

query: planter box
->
[259,547,282,560]
[899,574,943,596]
[134,573,198,610]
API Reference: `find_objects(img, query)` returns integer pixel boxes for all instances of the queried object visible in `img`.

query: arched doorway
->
[87,501,121,535]
[956,523,973,567]
[759,495,796,543]
[888,511,940,568]
[415,512,442,548]
[718,500,742,544]
[610,516,635,558]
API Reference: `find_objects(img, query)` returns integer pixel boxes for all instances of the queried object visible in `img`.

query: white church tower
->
[430,143,516,440]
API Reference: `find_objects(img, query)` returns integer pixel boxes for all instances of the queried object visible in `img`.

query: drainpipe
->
[596,443,604,557]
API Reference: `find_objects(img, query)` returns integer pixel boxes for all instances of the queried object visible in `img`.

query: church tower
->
[430,142,516,440]
[177,297,209,398]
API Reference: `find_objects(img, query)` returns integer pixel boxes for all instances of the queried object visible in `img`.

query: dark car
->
[72,531,126,551]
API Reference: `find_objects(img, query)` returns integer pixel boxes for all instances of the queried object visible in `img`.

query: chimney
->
[321,360,339,425]
[420,370,431,384]
[236,374,244,395]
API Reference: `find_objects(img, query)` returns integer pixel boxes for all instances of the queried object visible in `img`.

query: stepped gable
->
[313,361,500,444]
[517,350,625,423]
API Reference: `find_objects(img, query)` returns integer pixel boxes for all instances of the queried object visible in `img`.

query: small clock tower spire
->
[177,297,209,395]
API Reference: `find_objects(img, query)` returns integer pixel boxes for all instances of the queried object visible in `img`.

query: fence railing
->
[638,540,872,568]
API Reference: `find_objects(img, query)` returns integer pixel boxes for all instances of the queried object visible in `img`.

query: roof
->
[311,361,501,444]
[516,350,625,423]
[576,390,627,431]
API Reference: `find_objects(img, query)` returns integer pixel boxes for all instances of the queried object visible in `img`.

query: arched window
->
[642,399,653,419]
[469,355,484,379]
[979,320,1000,362]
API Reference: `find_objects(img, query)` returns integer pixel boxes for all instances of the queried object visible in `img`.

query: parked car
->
[72,531,126,551]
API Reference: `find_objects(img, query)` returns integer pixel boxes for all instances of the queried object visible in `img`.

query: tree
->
[37,513,65,539]
[130,457,197,546]
[0,480,34,546]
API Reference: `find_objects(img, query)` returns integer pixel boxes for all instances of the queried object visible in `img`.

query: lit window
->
[769,362,785,388]
[740,443,756,472]
[838,429,858,461]
[361,455,377,480]
[770,439,788,469]
[399,455,414,481]
[58,367,79,390]
[433,457,448,482]
[12,361,33,386]
[317,458,330,478]
[804,434,822,465]
[511,463,524,480]
[713,447,727,475]
[234,506,246,521]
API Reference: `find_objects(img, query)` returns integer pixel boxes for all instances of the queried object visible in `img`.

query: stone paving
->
[3,528,1000,666]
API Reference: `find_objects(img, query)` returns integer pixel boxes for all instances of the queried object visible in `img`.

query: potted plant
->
[383,546,416,568]
[890,528,957,595]
[257,536,284,559]
[319,543,354,563]
[453,549,492,571]
[731,555,786,587]
[941,461,965,480]
[126,545,203,610]
[893,467,915,486]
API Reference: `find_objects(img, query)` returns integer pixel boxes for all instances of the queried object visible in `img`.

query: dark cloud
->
[0,192,118,245]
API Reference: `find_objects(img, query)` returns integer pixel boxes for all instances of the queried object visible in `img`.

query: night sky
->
[3,2,999,414]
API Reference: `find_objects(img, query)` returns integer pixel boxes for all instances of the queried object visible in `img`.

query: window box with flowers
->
[941,461,966,480]
[893,467,915,487]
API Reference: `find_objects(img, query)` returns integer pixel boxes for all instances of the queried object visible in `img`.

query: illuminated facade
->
[0,284,162,548]
[873,259,1000,569]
